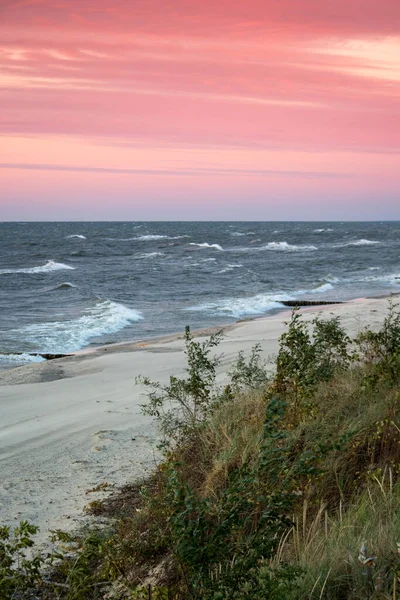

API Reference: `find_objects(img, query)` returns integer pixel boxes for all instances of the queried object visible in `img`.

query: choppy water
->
[1,221,399,369]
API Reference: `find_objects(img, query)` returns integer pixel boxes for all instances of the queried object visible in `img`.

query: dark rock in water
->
[281,300,344,307]
[36,353,71,360]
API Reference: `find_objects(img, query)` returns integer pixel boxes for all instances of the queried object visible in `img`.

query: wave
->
[189,242,224,251]
[0,352,46,365]
[186,280,336,319]
[0,260,75,275]
[67,234,86,239]
[309,283,334,293]
[232,241,317,253]
[344,239,381,247]
[53,282,78,290]
[135,234,189,241]
[186,293,293,318]
[323,274,340,283]
[355,272,400,284]
[9,300,143,353]
[263,241,317,252]
[313,228,334,233]
[135,252,165,259]
[231,231,255,237]
[218,264,244,274]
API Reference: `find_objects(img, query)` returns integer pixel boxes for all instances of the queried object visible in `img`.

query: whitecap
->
[230,231,255,237]
[135,252,165,259]
[343,239,381,247]
[135,234,189,241]
[9,300,143,353]
[309,283,334,293]
[185,293,293,318]
[67,234,86,239]
[189,242,224,251]
[324,274,340,284]
[262,241,317,252]
[0,353,46,365]
[218,264,243,274]
[313,228,334,233]
[0,260,75,275]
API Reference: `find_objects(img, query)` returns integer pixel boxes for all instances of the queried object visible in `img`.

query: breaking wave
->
[230,231,255,237]
[261,241,317,252]
[134,252,165,259]
[218,264,244,274]
[0,353,46,365]
[343,239,381,247]
[53,282,78,290]
[0,260,75,275]
[9,300,143,353]
[189,242,224,251]
[186,293,293,318]
[310,283,334,293]
[186,281,336,319]
[135,234,189,241]
[67,234,86,239]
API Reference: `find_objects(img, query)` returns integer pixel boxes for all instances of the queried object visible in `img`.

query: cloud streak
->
[0,162,355,179]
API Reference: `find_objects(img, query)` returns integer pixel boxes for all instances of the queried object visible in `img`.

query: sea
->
[0,221,399,370]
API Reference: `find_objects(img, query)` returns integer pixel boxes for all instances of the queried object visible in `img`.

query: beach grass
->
[2,303,400,599]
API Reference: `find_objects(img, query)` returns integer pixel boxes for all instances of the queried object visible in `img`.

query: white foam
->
[310,283,334,293]
[231,231,255,237]
[135,234,189,241]
[0,353,46,365]
[0,260,75,275]
[344,239,381,247]
[356,272,400,284]
[262,241,317,252]
[313,228,334,233]
[324,274,340,283]
[190,242,224,251]
[218,264,243,274]
[186,293,292,318]
[10,300,143,353]
[135,252,165,259]
[67,234,86,239]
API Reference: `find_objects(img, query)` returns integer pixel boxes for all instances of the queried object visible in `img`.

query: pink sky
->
[0,0,399,220]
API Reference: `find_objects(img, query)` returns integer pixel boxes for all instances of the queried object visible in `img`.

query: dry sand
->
[0,296,395,545]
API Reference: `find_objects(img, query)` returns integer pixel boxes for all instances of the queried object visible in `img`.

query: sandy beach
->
[0,295,395,545]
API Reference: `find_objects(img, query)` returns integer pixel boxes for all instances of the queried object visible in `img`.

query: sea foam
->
[262,241,317,252]
[344,239,381,247]
[67,234,86,239]
[10,300,143,353]
[189,242,224,251]
[0,260,75,275]
[0,352,46,365]
[186,293,292,318]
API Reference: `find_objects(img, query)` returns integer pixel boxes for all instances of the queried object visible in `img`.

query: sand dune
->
[0,296,394,545]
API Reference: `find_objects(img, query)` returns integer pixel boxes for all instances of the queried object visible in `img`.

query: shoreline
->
[0,294,397,545]
[1,292,399,376]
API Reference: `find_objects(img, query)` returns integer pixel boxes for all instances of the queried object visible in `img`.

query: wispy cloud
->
[0,162,355,179]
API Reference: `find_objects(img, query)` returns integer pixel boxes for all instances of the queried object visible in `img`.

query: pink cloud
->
[0,0,399,218]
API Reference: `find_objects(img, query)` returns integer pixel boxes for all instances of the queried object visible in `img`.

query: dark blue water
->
[0,221,399,369]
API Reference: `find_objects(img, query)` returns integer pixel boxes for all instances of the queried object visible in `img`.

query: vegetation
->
[2,303,400,599]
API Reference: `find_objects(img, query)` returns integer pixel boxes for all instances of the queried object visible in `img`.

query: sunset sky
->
[0,0,399,220]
